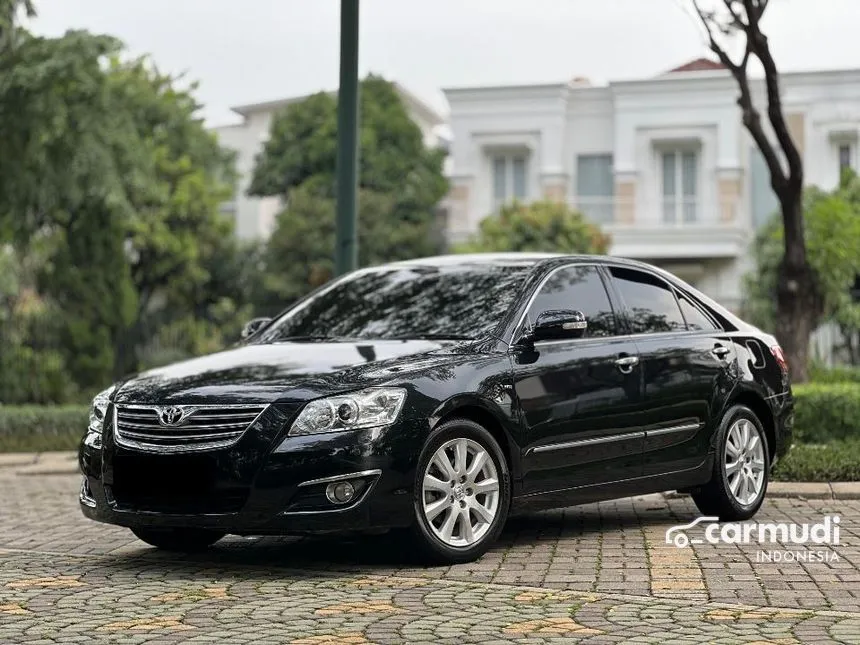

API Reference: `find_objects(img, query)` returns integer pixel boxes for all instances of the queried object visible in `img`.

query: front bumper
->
[79,403,424,534]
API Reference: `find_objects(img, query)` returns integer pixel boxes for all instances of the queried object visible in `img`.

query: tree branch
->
[741,0,803,196]
[692,0,787,194]
[720,0,746,30]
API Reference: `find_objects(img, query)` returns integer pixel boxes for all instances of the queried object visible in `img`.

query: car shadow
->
[94,501,684,578]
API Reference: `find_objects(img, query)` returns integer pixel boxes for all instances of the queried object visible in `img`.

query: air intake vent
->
[114,404,268,453]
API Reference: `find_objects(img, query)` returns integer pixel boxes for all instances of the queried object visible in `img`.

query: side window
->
[527,266,616,337]
[678,293,719,331]
[609,267,686,334]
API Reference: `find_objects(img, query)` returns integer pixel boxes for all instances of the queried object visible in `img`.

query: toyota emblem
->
[159,406,185,426]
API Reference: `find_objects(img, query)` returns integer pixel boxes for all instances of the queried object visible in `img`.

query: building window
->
[575,154,614,223]
[491,153,528,210]
[839,143,853,173]
[661,149,698,223]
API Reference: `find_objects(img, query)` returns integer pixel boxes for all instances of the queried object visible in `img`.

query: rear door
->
[605,266,736,476]
[510,264,644,494]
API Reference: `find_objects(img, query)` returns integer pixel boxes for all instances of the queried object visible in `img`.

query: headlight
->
[289,388,406,437]
[88,385,116,437]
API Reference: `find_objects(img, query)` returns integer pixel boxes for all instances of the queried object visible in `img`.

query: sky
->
[28,0,860,126]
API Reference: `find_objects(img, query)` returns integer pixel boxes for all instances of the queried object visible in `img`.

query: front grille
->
[114,404,268,453]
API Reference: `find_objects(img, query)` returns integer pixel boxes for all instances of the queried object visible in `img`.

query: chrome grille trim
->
[113,403,269,453]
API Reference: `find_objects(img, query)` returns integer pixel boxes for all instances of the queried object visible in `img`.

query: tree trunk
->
[773,200,822,383]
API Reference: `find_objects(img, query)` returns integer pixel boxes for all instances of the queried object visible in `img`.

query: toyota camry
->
[79,253,793,564]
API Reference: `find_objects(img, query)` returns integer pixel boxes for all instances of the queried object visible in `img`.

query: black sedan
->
[79,254,793,564]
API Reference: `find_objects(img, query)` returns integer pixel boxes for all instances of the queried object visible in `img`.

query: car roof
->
[385,252,663,273]
[388,252,564,267]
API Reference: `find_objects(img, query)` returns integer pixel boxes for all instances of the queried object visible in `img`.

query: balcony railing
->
[569,196,739,227]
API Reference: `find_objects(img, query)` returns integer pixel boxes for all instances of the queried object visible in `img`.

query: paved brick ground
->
[0,470,858,643]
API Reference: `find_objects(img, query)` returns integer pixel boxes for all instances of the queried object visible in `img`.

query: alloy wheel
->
[724,417,766,506]
[421,438,500,547]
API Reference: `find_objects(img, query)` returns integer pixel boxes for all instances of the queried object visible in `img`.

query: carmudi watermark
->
[665,515,841,562]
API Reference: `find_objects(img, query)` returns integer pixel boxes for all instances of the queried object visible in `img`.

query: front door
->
[606,266,736,476]
[511,265,644,495]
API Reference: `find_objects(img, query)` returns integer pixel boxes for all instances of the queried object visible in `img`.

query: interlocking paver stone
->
[0,471,858,643]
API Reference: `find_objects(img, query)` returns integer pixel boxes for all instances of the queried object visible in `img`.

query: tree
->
[0,241,74,404]
[249,75,448,311]
[0,0,34,48]
[456,200,610,255]
[258,186,439,315]
[250,76,447,204]
[744,178,860,364]
[0,25,142,390]
[692,0,815,381]
[105,58,237,376]
[1,7,242,390]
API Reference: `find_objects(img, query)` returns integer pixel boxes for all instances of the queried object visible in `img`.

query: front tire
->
[131,527,224,552]
[692,404,769,521]
[410,418,510,564]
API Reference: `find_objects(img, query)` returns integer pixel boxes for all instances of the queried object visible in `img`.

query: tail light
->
[770,345,789,375]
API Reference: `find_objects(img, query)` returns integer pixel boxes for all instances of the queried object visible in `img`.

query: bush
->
[456,200,610,255]
[809,365,860,384]
[773,440,860,482]
[0,345,78,405]
[791,382,860,443]
[0,406,88,452]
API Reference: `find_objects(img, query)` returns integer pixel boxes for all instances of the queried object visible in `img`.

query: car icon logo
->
[158,406,185,426]
[665,516,719,548]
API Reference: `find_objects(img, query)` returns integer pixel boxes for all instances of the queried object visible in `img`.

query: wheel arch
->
[727,389,777,462]
[429,396,522,480]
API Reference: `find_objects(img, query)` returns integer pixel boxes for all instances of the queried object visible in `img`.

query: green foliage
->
[744,175,860,336]
[250,76,448,313]
[106,59,238,376]
[137,298,252,370]
[259,186,441,314]
[0,346,70,405]
[791,382,860,443]
[456,200,611,255]
[0,0,34,49]
[0,30,134,241]
[39,200,138,389]
[809,364,860,384]
[0,244,78,404]
[0,405,87,452]
[772,440,860,482]
[250,77,447,203]
[0,23,245,399]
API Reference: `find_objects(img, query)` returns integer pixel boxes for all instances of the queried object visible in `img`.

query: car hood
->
[113,340,456,405]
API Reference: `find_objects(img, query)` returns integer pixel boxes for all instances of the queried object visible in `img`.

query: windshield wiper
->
[273,335,338,342]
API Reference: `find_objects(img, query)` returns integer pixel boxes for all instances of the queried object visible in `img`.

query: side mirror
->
[532,310,588,341]
[241,317,272,340]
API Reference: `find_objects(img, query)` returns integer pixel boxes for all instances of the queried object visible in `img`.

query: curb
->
[0,451,79,477]
[666,481,860,501]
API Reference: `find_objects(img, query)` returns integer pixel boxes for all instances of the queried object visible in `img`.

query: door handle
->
[614,355,639,374]
[712,344,731,360]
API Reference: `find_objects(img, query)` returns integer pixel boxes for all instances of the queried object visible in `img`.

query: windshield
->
[256,264,532,342]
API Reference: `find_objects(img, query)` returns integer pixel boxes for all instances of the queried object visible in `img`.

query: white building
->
[211,83,447,240]
[443,58,860,312]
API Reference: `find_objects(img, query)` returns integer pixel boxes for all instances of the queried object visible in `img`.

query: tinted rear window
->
[609,267,686,334]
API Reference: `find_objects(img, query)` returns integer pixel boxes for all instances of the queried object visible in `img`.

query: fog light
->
[326,481,356,504]
[79,477,96,508]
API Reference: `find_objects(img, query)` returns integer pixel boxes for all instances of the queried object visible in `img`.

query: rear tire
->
[131,527,224,552]
[410,418,510,564]
[691,404,769,521]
